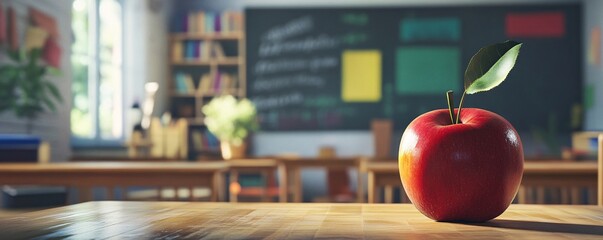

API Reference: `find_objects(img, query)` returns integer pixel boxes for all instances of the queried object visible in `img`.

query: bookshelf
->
[169,11,245,159]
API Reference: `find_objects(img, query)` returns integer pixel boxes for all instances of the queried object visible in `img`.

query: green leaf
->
[48,67,62,76]
[6,49,22,62]
[41,95,57,112]
[464,40,522,94]
[44,81,63,102]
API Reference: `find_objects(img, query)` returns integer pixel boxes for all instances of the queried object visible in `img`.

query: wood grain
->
[1,202,602,239]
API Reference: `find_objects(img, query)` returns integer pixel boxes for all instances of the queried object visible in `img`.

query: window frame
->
[71,0,126,148]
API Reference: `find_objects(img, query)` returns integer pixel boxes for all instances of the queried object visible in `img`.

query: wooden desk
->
[225,159,279,202]
[519,161,598,204]
[277,157,363,203]
[3,201,603,239]
[361,160,404,204]
[362,160,599,204]
[0,162,227,202]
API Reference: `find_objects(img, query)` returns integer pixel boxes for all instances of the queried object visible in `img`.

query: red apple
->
[399,108,523,222]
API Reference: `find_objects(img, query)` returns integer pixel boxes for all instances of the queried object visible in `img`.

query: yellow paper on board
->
[341,50,382,102]
[25,26,49,51]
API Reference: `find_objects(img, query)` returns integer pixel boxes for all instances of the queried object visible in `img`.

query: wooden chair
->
[321,147,356,202]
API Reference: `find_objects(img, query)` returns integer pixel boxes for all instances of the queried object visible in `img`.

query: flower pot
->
[220,142,246,160]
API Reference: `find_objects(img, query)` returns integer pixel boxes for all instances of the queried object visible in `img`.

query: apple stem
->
[446,90,455,125]
[455,91,467,124]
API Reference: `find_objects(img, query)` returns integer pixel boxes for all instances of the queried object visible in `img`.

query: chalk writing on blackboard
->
[253,92,305,110]
[341,13,368,26]
[263,16,313,42]
[252,74,325,92]
[254,56,338,75]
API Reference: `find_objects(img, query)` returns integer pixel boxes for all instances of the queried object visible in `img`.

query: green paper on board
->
[395,47,460,94]
[400,18,461,42]
[585,84,595,109]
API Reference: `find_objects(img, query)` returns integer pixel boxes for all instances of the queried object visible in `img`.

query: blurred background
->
[0,0,600,204]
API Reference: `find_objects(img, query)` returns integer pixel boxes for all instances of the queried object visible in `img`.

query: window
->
[71,0,123,145]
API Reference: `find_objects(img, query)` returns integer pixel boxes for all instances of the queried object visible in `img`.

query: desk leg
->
[211,172,224,202]
[293,168,302,203]
[384,185,393,204]
[518,186,527,204]
[189,186,195,201]
[368,172,376,203]
[78,187,92,203]
[536,187,545,204]
[560,187,569,204]
[261,170,271,202]
[357,170,364,203]
[230,170,239,203]
[106,186,114,200]
[588,188,596,205]
[278,164,288,203]
[571,187,580,204]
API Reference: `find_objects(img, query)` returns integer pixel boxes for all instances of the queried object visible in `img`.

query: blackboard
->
[246,4,582,133]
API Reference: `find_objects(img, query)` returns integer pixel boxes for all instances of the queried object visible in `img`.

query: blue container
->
[0,134,41,162]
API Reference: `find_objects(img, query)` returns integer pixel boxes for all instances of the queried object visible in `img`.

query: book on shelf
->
[191,129,220,151]
[171,41,183,61]
[172,41,226,62]
[196,71,238,95]
[176,11,243,34]
[212,42,225,59]
[198,73,213,93]
[174,72,196,94]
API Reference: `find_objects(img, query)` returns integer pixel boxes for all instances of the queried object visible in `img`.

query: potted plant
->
[202,95,258,160]
[0,48,62,133]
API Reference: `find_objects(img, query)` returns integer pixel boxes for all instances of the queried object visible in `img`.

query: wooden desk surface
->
[224,158,278,169]
[0,161,227,173]
[2,201,602,239]
[277,156,361,168]
[0,162,228,201]
[0,162,227,185]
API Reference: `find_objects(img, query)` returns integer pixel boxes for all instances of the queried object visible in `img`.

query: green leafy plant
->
[202,95,259,146]
[0,48,62,133]
[446,40,522,124]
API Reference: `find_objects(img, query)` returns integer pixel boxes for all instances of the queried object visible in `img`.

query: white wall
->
[0,0,72,162]
[123,0,171,139]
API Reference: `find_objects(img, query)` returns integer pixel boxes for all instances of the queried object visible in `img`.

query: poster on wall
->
[29,7,61,68]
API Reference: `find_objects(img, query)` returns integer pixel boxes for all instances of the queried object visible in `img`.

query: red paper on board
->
[7,7,16,50]
[0,1,5,43]
[29,7,58,40]
[505,12,565,38]
[43,37,61,68]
